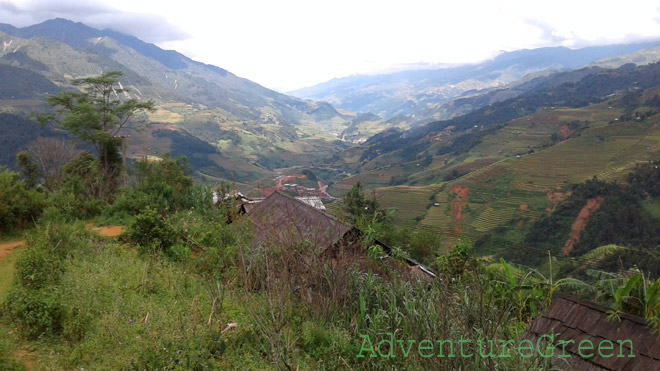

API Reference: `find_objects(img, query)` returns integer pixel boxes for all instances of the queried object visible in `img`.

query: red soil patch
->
[559,124,574,140]
[94,225,124,237]
[519,204,528,211]
[14,349,35,370]
[561,197,604,256]
[85,222,124,237]
[449,185,470,233]
[0,240,25,261]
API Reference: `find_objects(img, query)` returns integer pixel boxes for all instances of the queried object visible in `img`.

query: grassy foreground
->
[0,217,558,370]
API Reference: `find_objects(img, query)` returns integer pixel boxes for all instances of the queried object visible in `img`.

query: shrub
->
[128,207,179,253]
[5,286,63,339]
[14,245,63,289]
[301,321,354,365]
[0,168,45,232]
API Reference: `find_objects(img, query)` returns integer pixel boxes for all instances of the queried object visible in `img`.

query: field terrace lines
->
[471,207,518,232]
[376,185,442,222]
[332,166,407,193]
[596,161,647,181]
[421,192,453,233]
[472,106,619,158]
[507,121,660,192]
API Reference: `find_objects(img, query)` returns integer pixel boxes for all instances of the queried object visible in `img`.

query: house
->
[241,190,352,250]
[522,293,660,370]
[239,191,436,279]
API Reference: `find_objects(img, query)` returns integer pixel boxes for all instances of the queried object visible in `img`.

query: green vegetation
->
[4,36,660,369]
[0,168,45,232]
[39,71,156,197]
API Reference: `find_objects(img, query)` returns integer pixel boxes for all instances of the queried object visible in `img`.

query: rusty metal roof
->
[523,293,660,370]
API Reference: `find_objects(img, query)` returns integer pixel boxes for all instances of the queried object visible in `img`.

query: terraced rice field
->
[471,207,518,232]
[148,107,183,123]
[376,185,442,222]
[421,192,452,232]
[332,167,408,193]
[507,121,660,191]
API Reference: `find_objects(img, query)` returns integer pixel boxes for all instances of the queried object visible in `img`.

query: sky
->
[2,0,660,92]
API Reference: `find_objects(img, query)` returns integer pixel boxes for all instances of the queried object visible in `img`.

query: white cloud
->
[1,0,660,91]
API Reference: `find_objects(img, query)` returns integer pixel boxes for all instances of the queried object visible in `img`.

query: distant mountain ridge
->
[290,41,660,121]
[335,60,660,171]
[0,18,347,125]
[0,18,352,184]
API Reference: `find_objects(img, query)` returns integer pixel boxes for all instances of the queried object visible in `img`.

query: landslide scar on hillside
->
[449,185,470,234]
[561,197,604,256]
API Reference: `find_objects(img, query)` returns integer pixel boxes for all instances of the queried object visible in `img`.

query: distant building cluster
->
[282,183,317,194]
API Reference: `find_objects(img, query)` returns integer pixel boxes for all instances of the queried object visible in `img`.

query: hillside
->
[0,19,347,125]
[290,42,660,122]
[0,19,352,184]
[322,60,660,272]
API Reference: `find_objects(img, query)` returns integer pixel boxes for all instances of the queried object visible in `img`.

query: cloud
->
[0,0,189,43]
[523,18,569,46]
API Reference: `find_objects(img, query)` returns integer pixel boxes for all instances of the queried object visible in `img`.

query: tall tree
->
[39,71,155,196]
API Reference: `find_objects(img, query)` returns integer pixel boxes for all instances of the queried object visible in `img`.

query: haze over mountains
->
[0,18,353,184]
[4,17,660,197]
[290,42,660,122]
[0,18,345,125]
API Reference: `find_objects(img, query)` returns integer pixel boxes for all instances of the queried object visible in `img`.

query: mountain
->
[290,42,660,121]
[0,18,348,124]
[320,59,660,266]
[592,44,660,68]
[0,19,351,184]
[330,61,660,170]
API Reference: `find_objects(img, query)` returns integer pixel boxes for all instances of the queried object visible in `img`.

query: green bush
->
[4,223,97,340]
[0,168,45,232]
[44,188,104,222]
[301,321,354,365]
[127,331,224,371]
[128,207,179,253]
[14,245,63,289]
[5,286,63,339]
[165,244,191,262]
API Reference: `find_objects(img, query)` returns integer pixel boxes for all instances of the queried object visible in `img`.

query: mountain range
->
[5,17,660,197]
[0,18,354,184]
[290,42,660,122]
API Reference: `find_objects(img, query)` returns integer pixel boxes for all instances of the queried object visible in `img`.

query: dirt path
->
[0,223,124,264]
[0,240,25,261]
[561,197,604,256]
